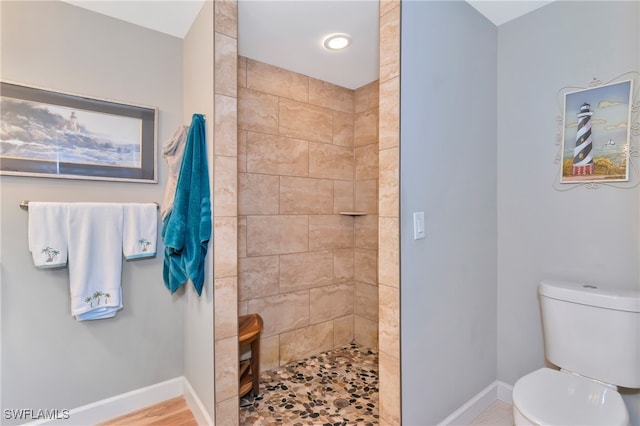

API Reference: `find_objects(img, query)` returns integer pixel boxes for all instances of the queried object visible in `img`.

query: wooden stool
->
[238,314,263,398]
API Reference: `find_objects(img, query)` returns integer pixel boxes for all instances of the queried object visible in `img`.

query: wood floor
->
[98,397,197,426]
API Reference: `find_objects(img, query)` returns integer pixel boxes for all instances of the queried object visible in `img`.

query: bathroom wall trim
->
[183,377,214,426]
[437,380,513,426]
[21,377,210,426]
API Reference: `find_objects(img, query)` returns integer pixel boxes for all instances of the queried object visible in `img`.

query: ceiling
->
[61,0,553,89]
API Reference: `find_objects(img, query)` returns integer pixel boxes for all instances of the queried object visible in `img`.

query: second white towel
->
[67,203,123,321]
[123,203,157,260]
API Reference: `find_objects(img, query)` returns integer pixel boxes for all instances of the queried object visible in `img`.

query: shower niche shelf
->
[339,211,367,216]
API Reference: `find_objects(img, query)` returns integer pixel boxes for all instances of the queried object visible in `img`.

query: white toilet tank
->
[539,280,640,389]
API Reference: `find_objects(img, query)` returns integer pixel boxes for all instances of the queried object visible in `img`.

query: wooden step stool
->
[238,314,263,398]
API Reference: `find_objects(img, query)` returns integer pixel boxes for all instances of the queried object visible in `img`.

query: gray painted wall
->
[183,1,215,421]
[497,2,640,424]
[0,1,185,422]
[400,2,498,424]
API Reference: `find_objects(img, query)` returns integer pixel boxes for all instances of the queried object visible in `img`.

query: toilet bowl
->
[513,368,628,426]
[512,280,639,426]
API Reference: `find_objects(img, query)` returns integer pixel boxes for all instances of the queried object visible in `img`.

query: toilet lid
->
[513,368,628,426]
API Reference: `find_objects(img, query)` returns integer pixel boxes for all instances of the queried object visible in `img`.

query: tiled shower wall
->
[353,81,380,347]
[237,56,379,371]
[212,0,239,423]
[378,0,401,424]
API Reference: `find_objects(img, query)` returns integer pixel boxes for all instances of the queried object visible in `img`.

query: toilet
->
[512,280,640,426]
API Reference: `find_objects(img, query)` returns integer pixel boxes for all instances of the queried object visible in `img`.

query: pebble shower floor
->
[239,344,379,425]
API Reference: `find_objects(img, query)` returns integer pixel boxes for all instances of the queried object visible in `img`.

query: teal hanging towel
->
[162,114,211,295]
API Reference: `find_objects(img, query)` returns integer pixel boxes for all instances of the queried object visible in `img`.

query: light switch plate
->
[413,211,425,240]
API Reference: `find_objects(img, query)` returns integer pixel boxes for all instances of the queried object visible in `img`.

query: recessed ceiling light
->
[323,33,352,51]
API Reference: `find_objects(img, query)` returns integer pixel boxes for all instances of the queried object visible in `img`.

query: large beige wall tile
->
[214,0,237,38]
[279,321,334,365]
[333,248,354,283]
[238,255,279,300]
[333,180,354,213]
[214,155,237,217]
[354,108,379,147]
[356,282,378,322]
[238,129,247,172]
[247,59,308,102]
[334,315,354,347]
[216,396,239,426]
[215,94,237,157]
[379,77,399,150]
[308,78,354,114]
[238,216,247,258]
[310,283,355,324]
[237,55,247,88]
[355,214,378,250]
[279,98,333,143]
[280,177,333,215]
[246,215,308,256]
[279,250,334,292]
[238,300,248,316]
[214,217,237,278]
[259,335,280,372]
[379,147,399,217]
[248,291,310,337]
[378,418,393,426]
[309,215,354,250]
[246,133,309,177]
[214,277,238,340]
[333,111,354,147]
[355,179,378,215]
[215,32,237,97]
[354,248,377,285]
[379,284,399,358]
[355,144,379,181]
[215,336,238,401]
[379,5,400,83]
[379,0,399,18]
[238,87,278,134]
[378,217,399,287]
[309,142,354,181]
[238,172,279,215]
[354,315,378,349]
[354,80,379,114]
[379,351,401,425]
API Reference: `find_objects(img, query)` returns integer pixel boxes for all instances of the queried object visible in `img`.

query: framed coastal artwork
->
[0,82,157,183]
[560,79,633,183]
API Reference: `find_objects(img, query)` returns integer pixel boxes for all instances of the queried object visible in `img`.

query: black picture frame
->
[0,82,157,183]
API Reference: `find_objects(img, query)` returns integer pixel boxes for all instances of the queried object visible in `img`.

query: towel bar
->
[19,200,160,211]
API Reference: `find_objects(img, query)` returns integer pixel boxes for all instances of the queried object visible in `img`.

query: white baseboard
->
[438,380,514,426]
[496,380,514,405]
[21,377,207,426]
[183,378,214,426]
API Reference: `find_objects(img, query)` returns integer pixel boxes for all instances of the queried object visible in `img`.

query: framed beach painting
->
[560,80,633,183]
[0,82,157,183]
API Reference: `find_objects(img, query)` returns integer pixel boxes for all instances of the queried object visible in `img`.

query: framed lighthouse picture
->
[0,81,157,183]
[560,80,633,183]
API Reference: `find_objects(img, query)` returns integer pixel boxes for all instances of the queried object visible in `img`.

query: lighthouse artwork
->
[0,81,157,182]
[572,103,595,176]
[560,79,633,183]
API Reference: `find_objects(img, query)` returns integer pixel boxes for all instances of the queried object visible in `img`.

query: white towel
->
[67,203,123,321]
[161,125,189,221]
[123,203,157,259]
[28,202,68,268]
